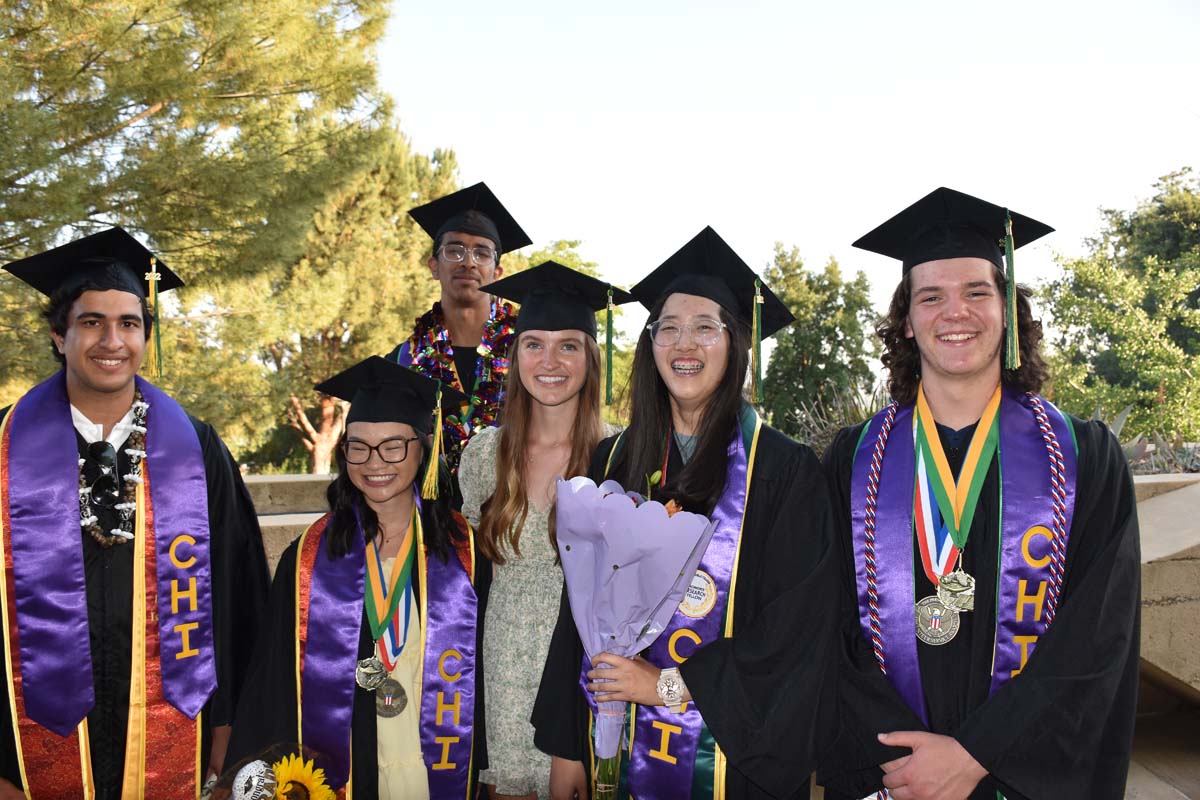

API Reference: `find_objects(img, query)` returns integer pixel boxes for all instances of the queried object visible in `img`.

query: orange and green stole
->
[293,504,479,798]
[0,372,216,797]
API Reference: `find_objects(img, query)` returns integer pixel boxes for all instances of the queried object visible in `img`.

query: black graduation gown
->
[0,413,271,799]
[817,415,1141,800]
[532,425,840,800]
[226,517,493,799]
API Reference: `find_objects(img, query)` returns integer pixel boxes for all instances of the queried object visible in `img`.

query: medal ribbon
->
[364,508,416,644]
[912,384,1000,583]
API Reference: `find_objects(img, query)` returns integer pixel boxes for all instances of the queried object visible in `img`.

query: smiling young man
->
[0,229,269,800]
[387,183,532,473]
[817,188,1141,800]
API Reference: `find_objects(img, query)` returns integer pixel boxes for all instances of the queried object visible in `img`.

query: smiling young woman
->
[532,228,840,800]
[227,357,491,800]
[458,263,632,800]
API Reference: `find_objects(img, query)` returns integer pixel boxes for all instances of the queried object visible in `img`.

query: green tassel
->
[1003,211,1020,370]
[605,287,614,406]
[752,279,763,403]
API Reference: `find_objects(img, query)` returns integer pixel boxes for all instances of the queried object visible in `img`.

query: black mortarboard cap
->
[631,226,795,339]
[408,182,532,255]
[851,187,1054,272]
[481,261,635,338]
[315,356,467,434]
[2,227,184,298]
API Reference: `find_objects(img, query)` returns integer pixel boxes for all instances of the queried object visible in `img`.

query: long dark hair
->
[877,264,1050,406]
[322,433,464,561]
[607,295,751,514]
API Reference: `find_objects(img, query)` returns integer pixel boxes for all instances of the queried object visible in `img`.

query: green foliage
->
[211,130,459,471]
[0,0,393,408]
[760,244,878,442]
[1043,170,1200,440]
[787,385,889,457]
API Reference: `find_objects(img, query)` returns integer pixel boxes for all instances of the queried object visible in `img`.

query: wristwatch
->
[656,667,686,713]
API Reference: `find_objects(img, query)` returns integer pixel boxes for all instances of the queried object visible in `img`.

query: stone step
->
[244,474,334,516]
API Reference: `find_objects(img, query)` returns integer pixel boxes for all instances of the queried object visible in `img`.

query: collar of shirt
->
[71,404,137,450]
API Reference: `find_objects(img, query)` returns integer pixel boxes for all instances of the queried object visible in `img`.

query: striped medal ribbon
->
[911,384,1000,644]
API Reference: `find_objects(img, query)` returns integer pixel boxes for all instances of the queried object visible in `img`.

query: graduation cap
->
[2,227,183,377]
[315,356,468,499]
[408,182,532,255]
[631,226,795,401]
[481,261,636,404]
[852,187,1055,368]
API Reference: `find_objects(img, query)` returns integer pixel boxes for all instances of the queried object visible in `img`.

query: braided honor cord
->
[1027,393,1069,628]
[863,402,899,674]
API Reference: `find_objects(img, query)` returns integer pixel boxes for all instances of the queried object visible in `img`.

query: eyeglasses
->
[646,317,729,348]
[438,244,497,267]
[344,436,421,465]
[87,441,121,509]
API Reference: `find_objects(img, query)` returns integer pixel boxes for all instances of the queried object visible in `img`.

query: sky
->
[378,0,1200,320]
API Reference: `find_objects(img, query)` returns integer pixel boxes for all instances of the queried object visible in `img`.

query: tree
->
[760,245,877,442]
[0,0,392,406]
[214,131,459,473]
[1042,172,1200,439]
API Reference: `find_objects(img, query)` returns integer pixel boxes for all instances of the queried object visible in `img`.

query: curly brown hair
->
[877,264,1049,406]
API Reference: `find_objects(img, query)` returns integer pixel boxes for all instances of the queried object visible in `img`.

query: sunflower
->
[271,753,335,800]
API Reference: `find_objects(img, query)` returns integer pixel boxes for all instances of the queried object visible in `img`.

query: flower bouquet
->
[555,476,717,798]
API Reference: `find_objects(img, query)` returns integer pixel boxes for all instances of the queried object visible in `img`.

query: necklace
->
[407,298,517,470]
[77,389,149,547]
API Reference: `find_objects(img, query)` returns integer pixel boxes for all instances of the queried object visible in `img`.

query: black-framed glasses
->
[438,243,497,267]
[87,441,121,509]
[343,436,421,465]
[646,317,729,348]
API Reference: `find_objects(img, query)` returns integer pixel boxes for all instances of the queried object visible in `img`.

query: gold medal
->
[375,677,407,717]
[355,655,388,690]
[915,595,960,646]
[936,569,975,612]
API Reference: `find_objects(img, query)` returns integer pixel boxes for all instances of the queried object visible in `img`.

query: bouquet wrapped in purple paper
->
[554,475,717,775]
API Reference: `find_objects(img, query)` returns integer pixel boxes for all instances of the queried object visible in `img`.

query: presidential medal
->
[355,655,388,690]
[376,677,407,718]
[936,569,975,612]
[915,595,960,645]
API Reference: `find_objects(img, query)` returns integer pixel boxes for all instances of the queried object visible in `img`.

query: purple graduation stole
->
[0,371,214,795]
[849,387,1077,722]
[592,409,762,798]
[297,509,478,796]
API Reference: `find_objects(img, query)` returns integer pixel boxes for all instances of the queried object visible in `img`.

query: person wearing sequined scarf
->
[386,182,532,475]
[0,229,270,800]
[818,189,1140,800]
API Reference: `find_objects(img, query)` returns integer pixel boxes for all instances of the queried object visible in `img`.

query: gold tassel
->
[421,382,444,500]
[144,257,163,378]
